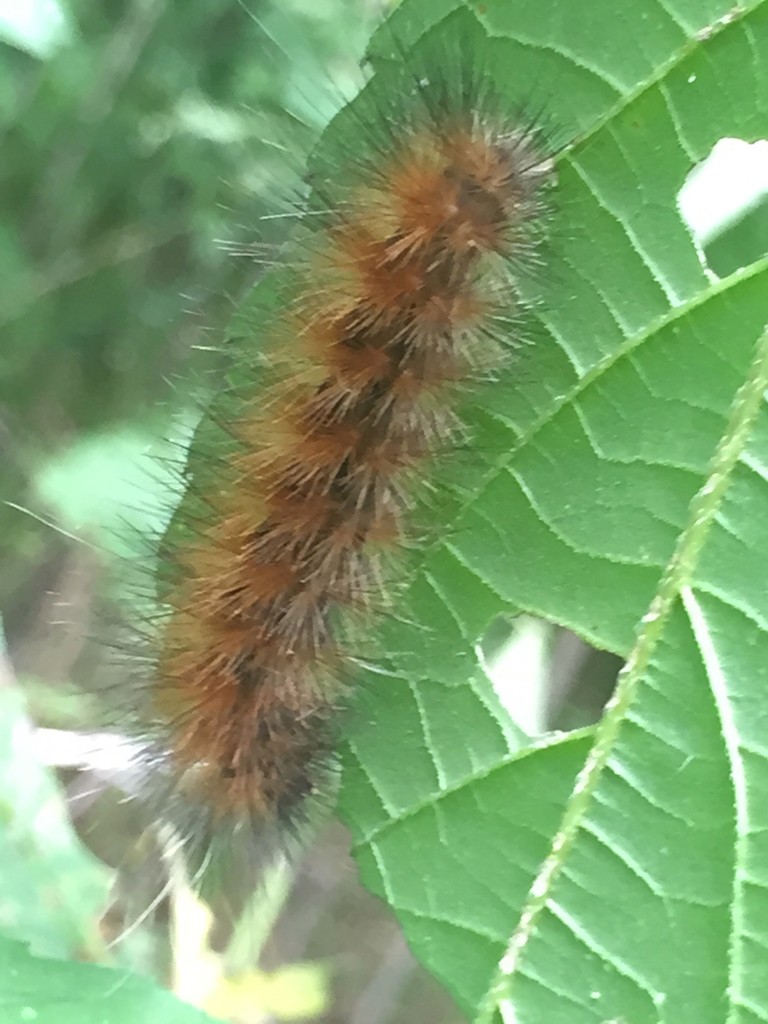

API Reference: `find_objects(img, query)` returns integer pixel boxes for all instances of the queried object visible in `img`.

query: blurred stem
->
[225,858,296,974]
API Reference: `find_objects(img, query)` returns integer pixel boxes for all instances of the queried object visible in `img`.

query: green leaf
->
[333,1,768,1019]
[0,936,219,1024]
[0,688,110,960]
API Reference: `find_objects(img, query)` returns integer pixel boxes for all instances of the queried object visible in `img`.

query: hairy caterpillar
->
[120,11,555,876]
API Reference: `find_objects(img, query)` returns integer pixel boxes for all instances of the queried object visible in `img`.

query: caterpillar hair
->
[116,10,556,881]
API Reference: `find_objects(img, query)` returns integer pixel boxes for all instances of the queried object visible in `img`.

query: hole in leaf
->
[480,616,622,735]
[678,137,768,278]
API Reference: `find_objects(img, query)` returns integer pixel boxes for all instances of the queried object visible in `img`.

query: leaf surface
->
[335,2,768,1019]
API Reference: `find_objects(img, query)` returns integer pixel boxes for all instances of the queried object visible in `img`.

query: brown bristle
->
[132,46,553,867]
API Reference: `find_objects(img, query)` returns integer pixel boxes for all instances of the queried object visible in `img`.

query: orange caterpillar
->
[133,29,553,866]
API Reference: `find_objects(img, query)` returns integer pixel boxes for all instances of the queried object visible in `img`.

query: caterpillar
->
[124,10,555,877]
